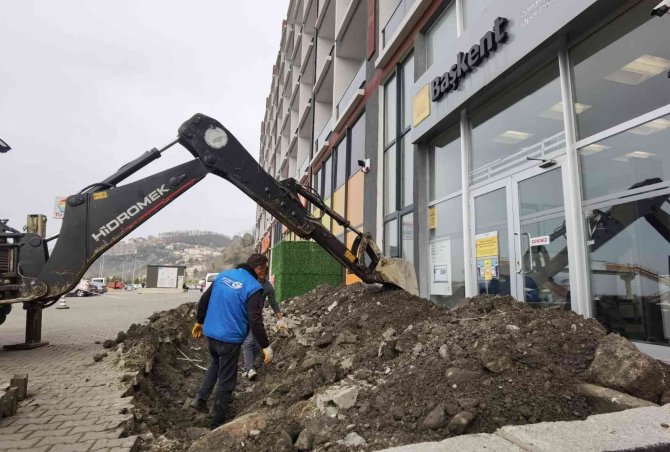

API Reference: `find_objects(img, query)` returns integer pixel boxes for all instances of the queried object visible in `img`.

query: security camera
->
[652,0,670,17]
[358,158,371,174]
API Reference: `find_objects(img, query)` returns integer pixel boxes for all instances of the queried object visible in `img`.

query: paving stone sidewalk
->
[0,291,198,452]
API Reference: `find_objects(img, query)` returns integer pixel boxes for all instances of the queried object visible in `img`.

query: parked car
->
[202,273,219,293]
[89,281,107,294]
[108,280,125,290]
[65,280,94,297]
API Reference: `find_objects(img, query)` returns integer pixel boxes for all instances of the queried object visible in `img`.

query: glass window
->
[470,61,562,185]
[314,169,322,196]
[587,196,670,346]
[323,157,333,199]
[463,0,494,31]
[474,188,510,296]
[426,2,456,68]
[429,127,461,201]
[384,144,397,215]
[384,75,397,146]
[402,214,414,263]
[349,113,366,178]
[580,114,670,201]
[402,54,414,131]
[429,196,465,307]
[335,142,347,189]
[384,219,399,258]
[518,168,564,217]
[401,134,413,208]
[571,4,670,140]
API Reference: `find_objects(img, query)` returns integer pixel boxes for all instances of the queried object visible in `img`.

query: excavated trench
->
[116,283,670,451]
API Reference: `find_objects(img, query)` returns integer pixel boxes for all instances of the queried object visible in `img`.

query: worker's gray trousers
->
[241,330,261,373]
[195,338,240,427]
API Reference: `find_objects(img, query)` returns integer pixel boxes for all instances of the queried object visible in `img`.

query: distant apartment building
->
[255,0,670,360]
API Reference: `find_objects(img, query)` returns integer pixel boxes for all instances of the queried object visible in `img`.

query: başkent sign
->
[431,17,510,102]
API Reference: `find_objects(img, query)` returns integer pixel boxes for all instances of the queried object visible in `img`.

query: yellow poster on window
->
[475,231,499,259]
[429,206,437,229]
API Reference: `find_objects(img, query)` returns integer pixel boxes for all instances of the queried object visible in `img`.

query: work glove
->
[192,323,203,339]
[262,347,273,365]
[275,318,289,334]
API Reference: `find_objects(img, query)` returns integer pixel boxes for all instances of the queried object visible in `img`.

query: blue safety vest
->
[203,268,262,343]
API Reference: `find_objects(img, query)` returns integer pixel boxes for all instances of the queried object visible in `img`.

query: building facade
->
[255,0,670,359]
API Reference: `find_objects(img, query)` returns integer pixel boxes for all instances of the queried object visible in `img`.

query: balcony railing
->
[336,61,366,120]
[314,115,333,154]
[381,0,414,48]
[471,131,566,185]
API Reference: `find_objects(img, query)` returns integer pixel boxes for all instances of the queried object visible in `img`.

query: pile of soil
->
[119,283,665,451]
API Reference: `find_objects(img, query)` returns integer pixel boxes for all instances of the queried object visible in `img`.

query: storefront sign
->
[431,17,509,102]
[530,235,551,246]
[430,238,452,296]
[413,84,431,127]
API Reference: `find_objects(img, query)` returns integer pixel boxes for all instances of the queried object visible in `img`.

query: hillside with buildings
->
[84,230,255,284]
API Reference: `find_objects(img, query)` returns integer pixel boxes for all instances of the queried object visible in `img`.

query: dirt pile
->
[119,283,670,451]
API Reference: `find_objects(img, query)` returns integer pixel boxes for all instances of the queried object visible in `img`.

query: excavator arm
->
[0,114,418,316]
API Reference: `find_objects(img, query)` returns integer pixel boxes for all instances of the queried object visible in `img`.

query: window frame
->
[383,53,415,259]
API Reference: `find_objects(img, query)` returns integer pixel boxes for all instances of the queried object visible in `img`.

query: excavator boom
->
[0,114,418,321]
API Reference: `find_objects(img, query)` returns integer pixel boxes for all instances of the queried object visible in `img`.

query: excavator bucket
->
[375,257,420,296]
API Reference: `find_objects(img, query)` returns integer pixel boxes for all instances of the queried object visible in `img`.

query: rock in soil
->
[118,283,670,451]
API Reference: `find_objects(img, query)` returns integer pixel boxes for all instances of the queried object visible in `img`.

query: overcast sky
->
[0,1,287,239]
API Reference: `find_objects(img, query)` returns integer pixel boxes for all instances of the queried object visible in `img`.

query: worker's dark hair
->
[236,263,258,279]
[246,253,268,268]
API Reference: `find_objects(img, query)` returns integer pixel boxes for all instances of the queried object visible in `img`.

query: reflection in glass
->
[474,188,510,296]
[429,127,461,201]
[401,134,413,208]
[402,54,414,131]
[587,195,670,345]
[384,75,397,146]
[580,114,670,201]
[426,2,456,68]
[571,3,670,139]
[518,168,563,217]
[384,144,397,215]
[401,214,414,263]
[470,62,563,184]
[349,113,366,178]
[429,196,465,307]
[384,219,399,258]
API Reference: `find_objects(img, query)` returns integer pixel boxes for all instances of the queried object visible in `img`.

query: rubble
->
[119,283,670,451]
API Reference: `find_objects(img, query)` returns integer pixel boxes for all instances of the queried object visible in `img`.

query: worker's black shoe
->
[190,397,208,413]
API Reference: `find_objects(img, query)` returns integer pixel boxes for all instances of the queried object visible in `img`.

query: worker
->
[189,254,273,428]
[241,254,283,381]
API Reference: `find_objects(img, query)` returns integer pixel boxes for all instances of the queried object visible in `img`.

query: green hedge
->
[271,241,343,302]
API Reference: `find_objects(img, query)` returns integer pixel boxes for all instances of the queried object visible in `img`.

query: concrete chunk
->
[379,434,524,451]
[1,387,19,417]
[576,383,657,414]
[9,374,28,400]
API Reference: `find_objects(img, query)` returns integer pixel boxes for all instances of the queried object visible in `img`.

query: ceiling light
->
[614,150,656,162]
[628,118,670,135]
[539,102,592,120]
[580,144,609,156]
[605,55,670,86]
[494,130,533,144]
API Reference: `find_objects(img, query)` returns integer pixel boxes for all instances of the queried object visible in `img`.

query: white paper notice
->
[430,238,452,296]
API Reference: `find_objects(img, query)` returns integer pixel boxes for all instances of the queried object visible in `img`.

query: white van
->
[203,273,219,292]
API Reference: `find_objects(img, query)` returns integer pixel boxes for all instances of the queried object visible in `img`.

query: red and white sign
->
[530,235,551,247]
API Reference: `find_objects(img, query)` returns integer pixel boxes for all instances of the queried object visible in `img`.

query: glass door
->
[471,179,517,297]
[470,157,570,306]
[512,164,570,307]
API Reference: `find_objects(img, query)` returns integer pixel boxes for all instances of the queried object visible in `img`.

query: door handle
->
[514,232,523,274]
[522,232,534,272]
